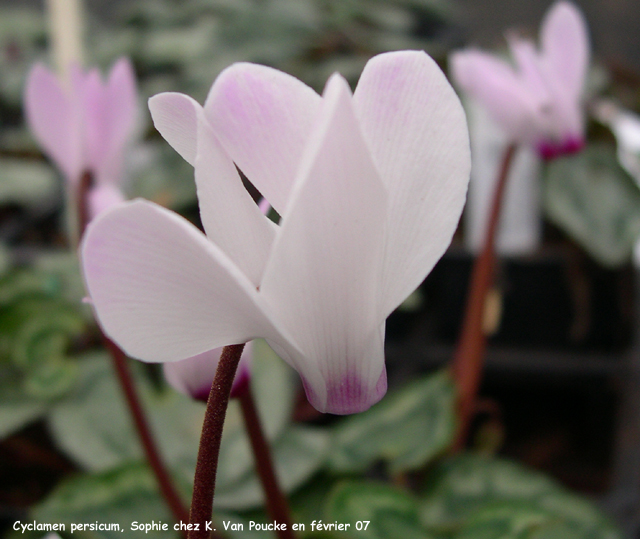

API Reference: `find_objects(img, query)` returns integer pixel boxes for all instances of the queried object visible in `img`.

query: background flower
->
[163,343,252,402]
[24,58,137,219]
[450,1,590,158]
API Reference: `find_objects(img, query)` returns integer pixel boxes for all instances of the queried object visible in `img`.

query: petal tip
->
[303,368,387,415]
[148,92,201,165]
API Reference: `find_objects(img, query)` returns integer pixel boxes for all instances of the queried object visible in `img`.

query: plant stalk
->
[104,338,191,525]
[188,344,246,539]
[238,384,295,539]
[451,144,516,450]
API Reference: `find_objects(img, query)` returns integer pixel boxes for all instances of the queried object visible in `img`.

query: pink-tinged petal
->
[299,325,387,415]
[98,58,138,182]
[87,183,126,221]
[81,200,285,362]
[149,92,200,166]
[507,38,578,142]
[82,69,110,175]
[204,63,322,216]
[508,38,549,99]
[354,51,471,318]
[24,64,82,183]
[450,49,540,143]
[540,1,589,99]
[105,58,137,149]
[195,117,276,287]
[260,74,388,414]
[163,342,252,402]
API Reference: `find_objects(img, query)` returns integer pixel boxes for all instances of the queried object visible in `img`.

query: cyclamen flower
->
[81,51,470,414]
[164,343,252,402]
[450,1,590,159]
[24,58,137,220]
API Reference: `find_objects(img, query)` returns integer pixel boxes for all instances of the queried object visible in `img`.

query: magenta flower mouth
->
[537,136,585,160]
[302,368,387,415]
[450,2,590,154]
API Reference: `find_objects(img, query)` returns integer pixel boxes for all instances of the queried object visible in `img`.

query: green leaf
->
[325,481,437,539]
[48,353,145,470]
[22,462,179,539]
[456,500,621,539]
[216,426,329,510]
[290,472,340,526]
[33,250,89,308]
[0,366,47,438]
[456,502,573,539]
[48,352,205,474]
[420,455,560,534]
[329,370,456,474]
[48,339,298,491]
[0,400,46,438]
[0,269,61,309]
[419,454,622,539]
[543,143,640,267]
[536,491,623,539]
[0,293,85,399]
[0,243,10,278]
[0,159,58,207]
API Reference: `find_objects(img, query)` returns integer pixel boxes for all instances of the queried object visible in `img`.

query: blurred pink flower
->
[163,343,252,402]
[24,58,137,219]
[450,1,590,159]
[81,51,470,414]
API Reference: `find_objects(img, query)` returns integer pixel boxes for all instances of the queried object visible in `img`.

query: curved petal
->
[149,92,201,166]
[260,74,388,414]
[540,1,589,99]
[24,64,82,183]
[507,38,577,142]
[355,50,471,317]
[81,200,284,362]
[508,38,549,99]
[82,69,109,176]
[204,62,322,215]
[105,59,138,150]
[98,58,138,182]
[163,342,252,402]
[195,116,276,287]
[450,49,539,143]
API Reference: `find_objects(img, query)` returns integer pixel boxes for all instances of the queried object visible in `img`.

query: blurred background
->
[1,0,640,538]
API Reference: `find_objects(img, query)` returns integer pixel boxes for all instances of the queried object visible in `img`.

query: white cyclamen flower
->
[81,50,470,414]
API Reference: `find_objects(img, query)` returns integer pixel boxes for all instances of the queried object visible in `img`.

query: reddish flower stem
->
[77,171,190,527]
[104,338,191,526]
[451,144,516,450]
[237,384,295,539]
[77,171,93,236]
[188,344,246,539]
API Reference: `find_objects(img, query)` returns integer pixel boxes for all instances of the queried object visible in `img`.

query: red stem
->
[77,171,93,237]
[78,172,190,527]
[238,385,295,539]
[451,144,516,450]
[188,344,246,539]
[104,338,191,525]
